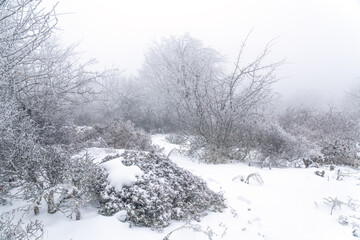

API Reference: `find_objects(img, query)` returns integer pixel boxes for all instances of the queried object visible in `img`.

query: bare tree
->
[0,0,105,218]
[13,39,99,144]
[141,33,283,162]
[0,0,57,100]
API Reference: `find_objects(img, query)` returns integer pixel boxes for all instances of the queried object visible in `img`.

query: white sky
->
[52,0,360,108]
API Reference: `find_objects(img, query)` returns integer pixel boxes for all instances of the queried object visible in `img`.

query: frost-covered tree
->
[0,0,57,196]
[0,0,104,218]
[74,70,148,128]
[14,39,98,145]
[141,33,283,162]
[0,0,57,101]
[1,0,98,145]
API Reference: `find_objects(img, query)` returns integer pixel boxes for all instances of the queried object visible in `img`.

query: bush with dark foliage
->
[98,151,226,229]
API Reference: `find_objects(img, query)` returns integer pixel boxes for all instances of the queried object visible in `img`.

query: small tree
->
[141,33,283,162]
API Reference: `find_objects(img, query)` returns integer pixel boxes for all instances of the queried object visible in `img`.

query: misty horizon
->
[47,0,360,109]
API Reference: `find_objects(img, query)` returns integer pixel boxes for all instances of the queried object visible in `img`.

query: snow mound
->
[101,158,143,191]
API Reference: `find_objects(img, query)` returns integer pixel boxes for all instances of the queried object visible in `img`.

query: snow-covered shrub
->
[165,133,187,145]
[1,136,108,220]
[0,102,45,196]
[183,132,253,164]
[0,104,108,220]
[346,197,360,212]
[323,197,344,215]
[279,106,360,167]
[245,173,264,185]
[338,215,349,225]
[254,123,312,168]
[74,121,153,151]
[0,210,44,240]
[320,139,359,167]
[72,126,109,150]
[99,151,226,228]
[315,170,325,177]
[32,151,108,219]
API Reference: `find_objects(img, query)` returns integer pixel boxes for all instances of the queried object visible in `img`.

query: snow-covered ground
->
[2,135,360,239]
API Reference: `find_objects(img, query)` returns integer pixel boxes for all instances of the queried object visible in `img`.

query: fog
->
[53,0,360,108]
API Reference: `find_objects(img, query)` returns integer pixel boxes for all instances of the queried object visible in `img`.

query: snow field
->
[1,134,359,239]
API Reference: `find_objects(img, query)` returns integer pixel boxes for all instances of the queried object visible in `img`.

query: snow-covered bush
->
[254,123,313,168]
[320,139,359,167]
[0,102,45,196]
[1,132,108,220]
[278,107,360,167]
[165,133,188,145]
[323,197,344,215]
[183,132,254,164]
[244,172,264,185]
[72,126,109,150]
[99,151,226,229]
[74,121,153,151]
[31,151,108,219]
[0,209,44,240]
[0,0,106,221]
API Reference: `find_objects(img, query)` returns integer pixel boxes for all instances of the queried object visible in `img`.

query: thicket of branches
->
[0,0,106,222]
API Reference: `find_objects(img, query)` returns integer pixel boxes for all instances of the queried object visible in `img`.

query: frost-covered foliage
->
[165,133,188,145]
[323,197,344,215]
[1,141,107,219]
[0,102,106,218]
[182,128,254,164]
[253,122,316,167]
[323,196,360,237]
[0,101,44,195]
[0,209,44,240]
[32,152,108,219]
[0,0,102,216]
[0,0,96,145]
[74,71,168,132]
[72,126,109,149]
[320,139,359,167]
[74,121,153,151]
[140,34,282,163]
[279,107,360,167]
[99,151,226,229]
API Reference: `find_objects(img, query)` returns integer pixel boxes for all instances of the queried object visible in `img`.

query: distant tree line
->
[77,34,360,167]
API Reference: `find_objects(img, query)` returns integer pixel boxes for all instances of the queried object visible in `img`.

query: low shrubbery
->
[178,107,360,168]
[74,121,153,151]
[320,139,359,167]
[98,151,226,229]
[0,209,44,240]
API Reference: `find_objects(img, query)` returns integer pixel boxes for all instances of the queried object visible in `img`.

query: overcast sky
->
[52,0,360,108]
